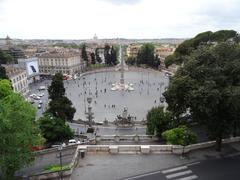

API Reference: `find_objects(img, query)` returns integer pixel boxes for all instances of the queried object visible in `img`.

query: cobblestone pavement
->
[71,142,240,180]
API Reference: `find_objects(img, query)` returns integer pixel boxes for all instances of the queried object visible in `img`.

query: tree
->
[81,44,88,66]
[95,48,102,63]
[0,80,43,179]
[48,73,76,121]
[126,56,136,65]
[0,65,8,80]
[152,54,160,69]
[48,96,76,121]
[146,106,174,137]
[110,46,118,65]
[162,126,196,146]
[48,73,65,100]
[164,42,240,151]
[0,49,13,64]
[165,30,238,67]
[38,113,74,143]
[104,44,111,65]
[90,52,96,64]
[136,43,157,68]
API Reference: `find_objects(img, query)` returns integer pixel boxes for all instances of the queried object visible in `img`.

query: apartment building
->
[38,52,84,75]
[4,65,29,96]
[154,46,175,58]
[126,44,141,57]
[18,57,40,83]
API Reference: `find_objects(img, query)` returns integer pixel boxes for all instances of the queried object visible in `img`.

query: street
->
[121,154,240,180]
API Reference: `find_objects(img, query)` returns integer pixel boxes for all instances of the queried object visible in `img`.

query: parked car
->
[34,96,41,100]
[38,86,46,90]
[37,104,42,109]
[38,93,44,97]
[165,72,173,77]
[68,139,81,145]
[30,93,36,98]
[38,100,43,104]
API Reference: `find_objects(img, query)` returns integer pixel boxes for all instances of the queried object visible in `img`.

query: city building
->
[0,35,26,63]
[18,57,40,83]
[154,46,175,59]
[3,65,29,96]
[126,44,141,58]
[38,52,84,75]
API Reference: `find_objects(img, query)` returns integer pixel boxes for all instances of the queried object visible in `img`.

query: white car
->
[68,139,81,145]
[39,100,43,104]
[39,86,46,90]
[165,72,173,77]
[38,93,44,97]
[30,94,36,98]
[37,104,42,109]
[33,96,41,100]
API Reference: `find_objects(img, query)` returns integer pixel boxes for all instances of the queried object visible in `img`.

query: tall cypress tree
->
[0,65,8,79]
[90,52,96,64]
[81,44,88,65]
[104,44,111,65]
[48,73,76,121]
[110,46,117,65]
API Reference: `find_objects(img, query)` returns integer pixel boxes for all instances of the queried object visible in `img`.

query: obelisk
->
[120,46,124,85]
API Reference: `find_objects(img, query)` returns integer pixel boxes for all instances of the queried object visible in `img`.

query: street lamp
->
[58,145,63,180]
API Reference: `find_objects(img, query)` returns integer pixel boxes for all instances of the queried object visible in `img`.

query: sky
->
[0,0,239,39]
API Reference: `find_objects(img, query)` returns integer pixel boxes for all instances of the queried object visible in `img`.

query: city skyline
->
[0,0,239,39]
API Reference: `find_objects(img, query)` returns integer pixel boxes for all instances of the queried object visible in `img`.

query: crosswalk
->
[162,165,198,180]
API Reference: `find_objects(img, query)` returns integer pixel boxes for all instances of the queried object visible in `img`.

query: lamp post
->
[86,97,94,127]
[58,145,63,180]
[159,82,164,106]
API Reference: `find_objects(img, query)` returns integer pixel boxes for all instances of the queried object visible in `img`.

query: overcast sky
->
[0,0,239,39]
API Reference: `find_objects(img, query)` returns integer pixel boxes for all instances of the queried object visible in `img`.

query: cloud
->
[98,0,142,5]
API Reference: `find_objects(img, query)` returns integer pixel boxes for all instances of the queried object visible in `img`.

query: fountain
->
[111,46,134,91]
[114,107,134,127]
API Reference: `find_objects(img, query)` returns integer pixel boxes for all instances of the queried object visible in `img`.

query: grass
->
[44,164,72,172]
[87,63,109,70]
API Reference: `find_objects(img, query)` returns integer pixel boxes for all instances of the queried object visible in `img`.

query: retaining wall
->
[25,136,240,179]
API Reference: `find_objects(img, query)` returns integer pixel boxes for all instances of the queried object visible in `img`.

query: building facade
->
[18,57,40,83]
[38,52,84,75]
[126,44,141,58]
[4,65,29,96]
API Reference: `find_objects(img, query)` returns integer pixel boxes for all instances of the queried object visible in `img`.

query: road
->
[121,154,240,180]
[28,80,51,118]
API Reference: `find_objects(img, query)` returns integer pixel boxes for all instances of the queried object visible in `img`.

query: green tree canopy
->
[48,73,65,100]
[38,113,74,143]
[0,49,13,64]
[48,96,76,121]
[165,30,238,68]
[0,66,8,80]
[0,80,43,179]
[104,44,111,65]
[81,43,88,65]
[90,52,96,64]
[0,79,12,98]
[48,73,76,121]
[146,106,174,137]
[162,126,196,146]
[136,43,160,68]
[164,42,240,151]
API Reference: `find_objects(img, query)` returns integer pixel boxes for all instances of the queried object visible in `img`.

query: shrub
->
[162,126,196,146]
